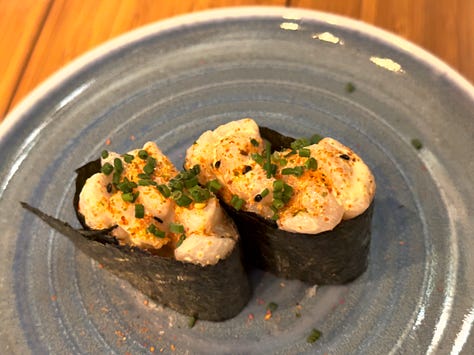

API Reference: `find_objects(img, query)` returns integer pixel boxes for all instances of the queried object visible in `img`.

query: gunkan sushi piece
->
[22,142,250,321]
[185,119,376,285]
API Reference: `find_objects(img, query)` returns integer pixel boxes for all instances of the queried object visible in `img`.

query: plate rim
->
[1,6,473,143]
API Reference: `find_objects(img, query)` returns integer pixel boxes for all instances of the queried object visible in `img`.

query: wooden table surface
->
[1,0,473,122]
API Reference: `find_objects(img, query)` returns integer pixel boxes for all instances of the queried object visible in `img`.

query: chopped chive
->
[176,234,186,248]
[251,153,264,165]
[266,302,278,312]
[117,178,137,193]
[170,223,185,234]
[250,138,259,147]
[101,150,109,159]
[184,175,199,189]
[187,315,197,328]
[123,153,134,163]
[411,138,423,150]
[138,179,151,186]
[207,179,222,193]
[272,199,285,210]
[298,148,311,157]
[101,162,113,175]
[113,158,123,173]
[138,150,148,160]
[230,195,245,211]
[264,140,273,178]
[188,185,211,202]
[345,82,355,93]
[137,173,150,179]
[260,188,270,198]
[135,204,145,218]
[305,157,318,170]
[112,171,121,185]
[121,191,139,203]
[156,184,171,198]
[143,164,154,175]
[310,134,323,144]
[191,164,201,175]
[174,193,193,207]
[307,329,322,343]
[273,179,284,192]
[147,224,165,238]
[281,166,305,177]
[291,137,310,151]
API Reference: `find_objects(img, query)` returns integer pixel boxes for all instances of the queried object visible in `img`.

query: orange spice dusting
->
[170,344,176,351]
[264,310,272,320]
[150,346,155,352]
[51,295,57,302]
[143,299,149,306]
[130,135,136,141]
[105,138,111,145]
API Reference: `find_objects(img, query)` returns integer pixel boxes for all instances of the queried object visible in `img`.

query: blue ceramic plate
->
[1,7,473,354]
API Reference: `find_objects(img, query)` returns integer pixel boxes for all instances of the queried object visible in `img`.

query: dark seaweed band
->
[23,157,251,321]
[220,126,374,285]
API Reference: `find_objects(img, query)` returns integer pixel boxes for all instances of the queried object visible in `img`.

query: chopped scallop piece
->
[78,173,114,230]
[310,138,376,219]
[174,234,236,266]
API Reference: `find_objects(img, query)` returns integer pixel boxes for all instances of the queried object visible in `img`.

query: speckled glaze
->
[0,7,473,354]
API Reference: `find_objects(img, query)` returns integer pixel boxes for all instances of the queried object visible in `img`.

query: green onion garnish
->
[101,150,109,159]
[298,148,311,157]
[305,157,318,170]
[281,166,305,177]
[411,138,423,150]
[156,184,171,198]
[113,158,123,173]
[101,162,113,175]
[121,191,139,203]
[187,315,197,328]
[138,150,148,160]
[290,137,310,151]
[191,164,201,175]
[272,199,285,210]
[170,223,185,234]
[123,153,134,163]
[184,176,199,189]
[230,195,245,211]
[188,185,211,202]
[173,193,193,207]
[260,188,270,198]
[345,82,355,93]
[310,134,323,144]
[112,171,121,185]
[176,234,186,248]
[147,224,165,238]
[250,138,259,147]
[266,302,278,312]
[207,179,222,193]
[135,204,145,218]
[251,153,264,165]
[306,329,322,343]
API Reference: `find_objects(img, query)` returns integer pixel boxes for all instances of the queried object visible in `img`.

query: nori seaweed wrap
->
[185,119,376,285]
[22,143,251,321]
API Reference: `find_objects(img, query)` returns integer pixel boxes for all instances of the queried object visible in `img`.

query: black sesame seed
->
[242,165,252,174]
[214,160,221,169]
[153,216,163,223]
[254,194,263,202]
[339,154,350,160]
[106,183,113,193]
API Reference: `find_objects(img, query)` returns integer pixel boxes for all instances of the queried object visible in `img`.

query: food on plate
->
[22,142,250,321]
[185,118,376,284]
